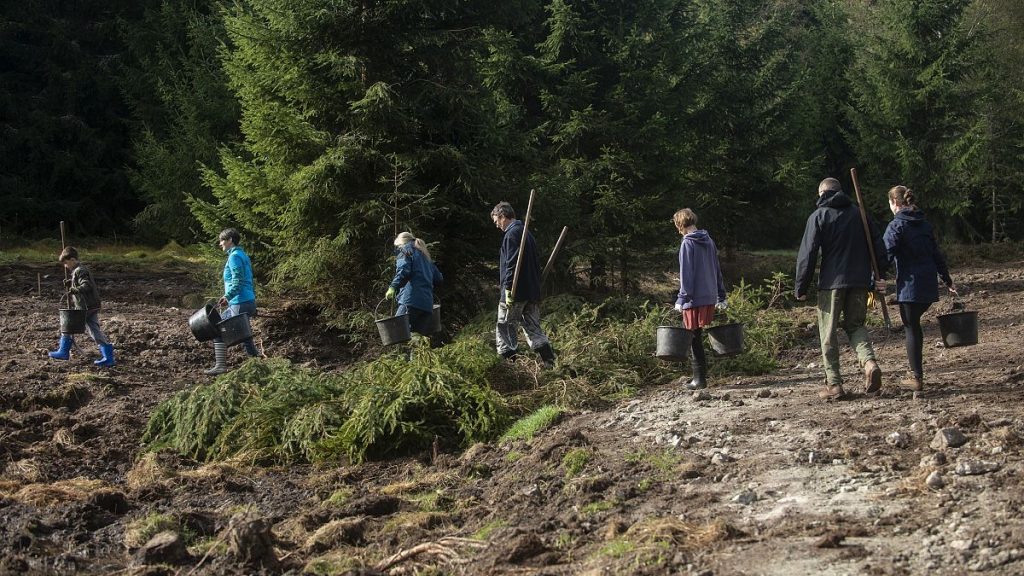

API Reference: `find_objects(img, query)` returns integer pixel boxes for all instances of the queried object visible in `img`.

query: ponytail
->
[393,232,433,262]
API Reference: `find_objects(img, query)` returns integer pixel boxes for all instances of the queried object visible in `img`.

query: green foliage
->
[499,405,564,443]
[143,341,512,464]
[561,447,592,479]
[713,272,802,374]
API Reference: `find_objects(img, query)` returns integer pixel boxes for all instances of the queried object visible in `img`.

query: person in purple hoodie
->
[673,208,728,390]
[884,185,956,392]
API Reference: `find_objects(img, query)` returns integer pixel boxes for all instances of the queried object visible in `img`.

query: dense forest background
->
[2,0,1022,310]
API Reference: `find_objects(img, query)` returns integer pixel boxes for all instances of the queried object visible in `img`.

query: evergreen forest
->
[3,0,1023,309]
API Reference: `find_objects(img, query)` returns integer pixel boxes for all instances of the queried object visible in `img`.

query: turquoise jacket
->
[223,246,256,305]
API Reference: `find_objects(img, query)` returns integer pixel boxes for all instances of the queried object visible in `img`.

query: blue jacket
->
[223,246,256,305]
[884,209,952,303]
[499,219,541,303]
[390,243,443,313]
[676,230,726,309]
[795,190,887,297]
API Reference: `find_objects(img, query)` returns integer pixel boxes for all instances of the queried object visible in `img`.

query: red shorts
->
[681,305,715,330]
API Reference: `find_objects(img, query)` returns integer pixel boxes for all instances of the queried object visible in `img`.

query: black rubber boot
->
[686,329,708,390]
[536,343,556,368]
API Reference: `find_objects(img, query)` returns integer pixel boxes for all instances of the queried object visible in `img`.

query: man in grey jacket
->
[795,178,887,400]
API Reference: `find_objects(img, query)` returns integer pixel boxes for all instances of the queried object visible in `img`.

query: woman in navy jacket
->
[386,232,443,336]
[883,186,956,391]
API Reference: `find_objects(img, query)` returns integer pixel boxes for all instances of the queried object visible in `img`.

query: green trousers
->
[817,288,876,385]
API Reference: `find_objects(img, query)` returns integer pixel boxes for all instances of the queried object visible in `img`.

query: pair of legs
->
[49,311,115,366]
[817,288,879,395]
[681,305,714,390]
[496,301,555,366]
[205,301,258,375]
[398,303,439,360]
[899,301,931,383]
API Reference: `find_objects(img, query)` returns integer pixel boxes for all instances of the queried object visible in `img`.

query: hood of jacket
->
[816,190,852,209]
[894,208,926,223]
[683,229,713,245]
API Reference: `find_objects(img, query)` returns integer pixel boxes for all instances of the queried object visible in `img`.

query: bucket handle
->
[374,298,398,321]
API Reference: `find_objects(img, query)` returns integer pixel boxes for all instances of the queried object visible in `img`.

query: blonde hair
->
[888,185,917,208]
[673,208,698,233]
[393,232,432,262]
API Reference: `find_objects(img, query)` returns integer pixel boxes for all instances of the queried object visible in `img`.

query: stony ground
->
[1,258,1022,575]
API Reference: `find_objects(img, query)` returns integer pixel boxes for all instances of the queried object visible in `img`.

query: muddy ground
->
[1,259,1023,575]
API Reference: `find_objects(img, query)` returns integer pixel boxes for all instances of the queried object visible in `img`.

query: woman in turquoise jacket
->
[205,228,259,375]
[386,232,442,336]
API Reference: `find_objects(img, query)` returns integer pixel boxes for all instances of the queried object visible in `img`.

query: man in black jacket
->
[795,178,887,400]
[491,201,556,367]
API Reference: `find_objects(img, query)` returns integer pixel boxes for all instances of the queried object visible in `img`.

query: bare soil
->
[1,260,1023,575]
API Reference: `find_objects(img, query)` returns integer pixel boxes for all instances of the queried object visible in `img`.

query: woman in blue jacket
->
[205,228,259,375]
[386,232,443,337]
[883,186,956,391]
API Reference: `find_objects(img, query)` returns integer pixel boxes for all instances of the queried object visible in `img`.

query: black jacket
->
[499,219,542,303]
[795,190,886,298]
[69,264,102,312]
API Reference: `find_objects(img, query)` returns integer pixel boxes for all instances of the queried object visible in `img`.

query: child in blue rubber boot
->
[48,247,115,367]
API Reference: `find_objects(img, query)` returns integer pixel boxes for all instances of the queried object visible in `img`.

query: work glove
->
[674,303,684,312]
[715,300,728,311]
[385,286,397,300]
[867,291,876,308]
[63,278,71,288]
[505,289,514,306]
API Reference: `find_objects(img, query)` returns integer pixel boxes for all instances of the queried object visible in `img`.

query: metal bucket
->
[428,304,441,334]
[188,303,222,342]
[937,311,978,347]
[218,313,253,347]
[59,308,87,335]
[707,322,744,356]
[655,326,694,362]
[375,299,411,346]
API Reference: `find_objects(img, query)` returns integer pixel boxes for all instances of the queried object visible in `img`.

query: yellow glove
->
[385,286,397,300]
[505,289,514,306]
[867,291,876,308]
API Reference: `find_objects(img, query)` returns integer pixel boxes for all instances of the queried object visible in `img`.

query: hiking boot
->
[819,383,845,400]
[900,373,924,391]
[863,360,882,395]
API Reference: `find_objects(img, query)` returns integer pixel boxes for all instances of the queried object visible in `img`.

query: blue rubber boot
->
[48,335,74,360]
[94,344,115,367]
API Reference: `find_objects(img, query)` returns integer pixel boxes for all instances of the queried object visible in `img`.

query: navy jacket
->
[883,209,952,303]
[676,230,726,309]
[499,219,542,303]
[795,190,887,298]
[390,244,443,313]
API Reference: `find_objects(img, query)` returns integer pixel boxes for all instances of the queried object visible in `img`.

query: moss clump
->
[500,405,563,443]
[562,448,592,479]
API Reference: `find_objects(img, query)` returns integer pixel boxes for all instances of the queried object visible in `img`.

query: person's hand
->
[62,278,71,288]
[218,296,228,307]
[796,294,807,302]
[674,303,684,312]
[875,279,888,293]
[948,283,958,295]
[505,289,514,306]
[715,300,728,311]
[385,286,397,300]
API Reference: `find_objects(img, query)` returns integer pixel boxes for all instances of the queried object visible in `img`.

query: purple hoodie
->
[677,229,727,309]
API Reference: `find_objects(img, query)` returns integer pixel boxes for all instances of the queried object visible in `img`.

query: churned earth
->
[0,258,1022,575]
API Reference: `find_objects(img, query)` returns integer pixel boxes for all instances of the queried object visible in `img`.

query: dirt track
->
[1,260,1023,575]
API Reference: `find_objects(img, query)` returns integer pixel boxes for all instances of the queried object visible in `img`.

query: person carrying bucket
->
[883,185,956,392]
[491,201,556,368]
[673,209,727,390]
[385,232,443,344]
[795,177,888,400]
[47,247,115,367]
[205,228,259,375]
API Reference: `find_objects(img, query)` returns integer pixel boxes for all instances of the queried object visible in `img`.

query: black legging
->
[899,302,932,378]
[691,327,707,368]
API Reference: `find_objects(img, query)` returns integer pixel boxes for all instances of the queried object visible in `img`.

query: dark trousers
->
[899,302,932,378]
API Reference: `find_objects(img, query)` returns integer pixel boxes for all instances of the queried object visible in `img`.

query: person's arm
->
[931,230,953,287]
[794,214,820,299]
[431,262,443,287]
[677,241,693,306]
[501,233,520,291]
[390,253,412,289]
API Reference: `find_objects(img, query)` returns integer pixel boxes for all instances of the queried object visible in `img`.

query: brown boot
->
[864,360,882,395]
[900,373,924,391]
[819,383,846,400]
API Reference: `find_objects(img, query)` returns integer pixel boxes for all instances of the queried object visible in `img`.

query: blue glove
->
[385,286,397,300]
[505,289,514,306]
